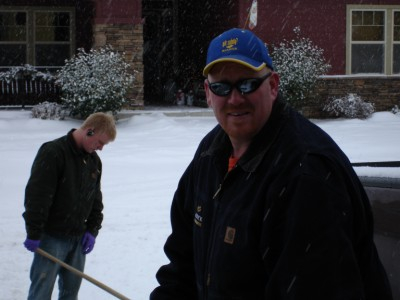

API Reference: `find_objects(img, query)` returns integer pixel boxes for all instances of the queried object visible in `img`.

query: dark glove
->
[81,232,96,254]
[24,238,40,252]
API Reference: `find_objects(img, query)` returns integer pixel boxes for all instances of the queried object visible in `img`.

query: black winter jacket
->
[151,99,392,300]
[23,129,104,240]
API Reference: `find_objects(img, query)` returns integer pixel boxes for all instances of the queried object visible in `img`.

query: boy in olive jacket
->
[23,112,116,299]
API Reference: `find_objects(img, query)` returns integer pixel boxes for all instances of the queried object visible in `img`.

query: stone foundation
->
[93,23,144,107]
[304,76,400,119]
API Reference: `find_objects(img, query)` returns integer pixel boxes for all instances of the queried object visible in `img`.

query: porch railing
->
[0,78,61,107]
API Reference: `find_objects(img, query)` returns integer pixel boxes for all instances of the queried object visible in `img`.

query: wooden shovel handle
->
[36,248,130,300]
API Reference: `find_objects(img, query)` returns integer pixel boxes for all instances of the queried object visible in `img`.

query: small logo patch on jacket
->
[194,206,203,227]
[224,226,236,244]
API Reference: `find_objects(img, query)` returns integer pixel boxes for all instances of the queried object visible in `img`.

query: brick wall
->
[304,76,400,118]
[93,23,144,107]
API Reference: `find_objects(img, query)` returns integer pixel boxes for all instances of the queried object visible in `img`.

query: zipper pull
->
[207,273,211,286]
[212,184,222,199]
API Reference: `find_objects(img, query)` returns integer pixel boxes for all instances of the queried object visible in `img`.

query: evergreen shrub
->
[323,93,375,119]
[271,27,331,109]
[56,45,134,118]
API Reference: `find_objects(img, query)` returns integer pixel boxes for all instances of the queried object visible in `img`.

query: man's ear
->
[204,79,212,108]
[269,72,280,98]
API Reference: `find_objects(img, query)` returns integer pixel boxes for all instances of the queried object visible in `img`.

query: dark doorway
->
[142,0,174,104]
[142,0,238,105]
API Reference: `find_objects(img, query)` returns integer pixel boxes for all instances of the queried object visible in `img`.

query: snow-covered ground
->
[1,107,399,299]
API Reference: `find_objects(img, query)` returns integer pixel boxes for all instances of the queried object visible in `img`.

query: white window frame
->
[393,9,400,74]
[0,6,75,70]
[346,5,400,75]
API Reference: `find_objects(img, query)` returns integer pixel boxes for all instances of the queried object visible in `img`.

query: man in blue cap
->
[150,28,392,299]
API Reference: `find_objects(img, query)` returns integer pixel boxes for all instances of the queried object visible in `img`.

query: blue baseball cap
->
[203,28,274,76]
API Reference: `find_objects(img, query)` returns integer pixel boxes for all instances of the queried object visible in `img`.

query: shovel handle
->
[36,248,130,300]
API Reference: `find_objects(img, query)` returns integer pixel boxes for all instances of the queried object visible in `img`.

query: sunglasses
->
[207,72,272,97]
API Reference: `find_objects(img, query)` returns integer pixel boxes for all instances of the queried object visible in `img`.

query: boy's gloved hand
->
[24,239,40,252]
[82,232,96,254]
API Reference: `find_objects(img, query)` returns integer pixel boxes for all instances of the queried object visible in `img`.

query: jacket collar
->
[67,129,89,157]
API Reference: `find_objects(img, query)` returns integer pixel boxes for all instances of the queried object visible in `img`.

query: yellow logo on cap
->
[222,38,238,52]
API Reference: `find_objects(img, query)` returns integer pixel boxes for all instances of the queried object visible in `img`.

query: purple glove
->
[24,239,40,252]
[81,232,96,254]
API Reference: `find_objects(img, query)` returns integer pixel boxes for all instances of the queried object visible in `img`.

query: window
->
[0,7,75,71]
[0,11,27,67]
[394,11,400,74]
[347,6,400,75]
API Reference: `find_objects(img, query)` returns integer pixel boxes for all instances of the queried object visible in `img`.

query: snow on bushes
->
[31,102,69,120]
[271,27,331,109]
[323,93,375,119]
[0,64,56,83]
[56,45,134,119]
[391,105,399,115]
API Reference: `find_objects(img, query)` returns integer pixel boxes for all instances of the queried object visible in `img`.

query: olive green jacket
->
[23,129,103,240]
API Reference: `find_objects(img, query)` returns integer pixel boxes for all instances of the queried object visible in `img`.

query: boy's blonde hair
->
[81,112,117,141]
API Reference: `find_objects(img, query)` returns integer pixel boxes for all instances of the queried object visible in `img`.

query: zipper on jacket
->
[203,188,220,299]
[203,172,229,299]
[213,183,222,199]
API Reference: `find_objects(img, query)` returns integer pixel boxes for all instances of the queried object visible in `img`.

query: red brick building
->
[0,0,144,105]
[0,0,399,110]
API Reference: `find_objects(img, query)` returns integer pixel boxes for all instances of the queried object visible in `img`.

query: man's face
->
[83,131,111,153]
[205,62,279,143]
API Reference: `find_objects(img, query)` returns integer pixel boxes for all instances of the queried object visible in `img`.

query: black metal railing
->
[0,78,61,107]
